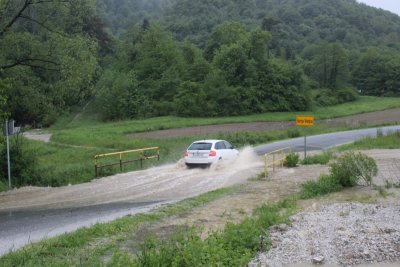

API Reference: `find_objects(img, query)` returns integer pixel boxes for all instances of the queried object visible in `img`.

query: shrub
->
[329,152,377,187]
[284,152,299,167]
[336,87,359,104]
[300,174,342,199]
[301,151,333,165]
[313,88,338,106]
[0,134,40,187]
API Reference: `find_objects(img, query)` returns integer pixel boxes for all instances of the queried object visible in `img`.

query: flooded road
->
[0,148,262,255]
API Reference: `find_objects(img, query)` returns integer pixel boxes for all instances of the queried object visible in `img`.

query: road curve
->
[255,125,400,155]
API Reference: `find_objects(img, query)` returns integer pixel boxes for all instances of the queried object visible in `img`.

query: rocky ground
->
[247,150,400,267]
[249,202,400,267]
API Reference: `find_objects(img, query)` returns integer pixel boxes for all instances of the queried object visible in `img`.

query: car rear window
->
[188,142,212,150]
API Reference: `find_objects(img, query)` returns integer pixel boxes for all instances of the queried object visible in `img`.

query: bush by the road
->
[284,152,299,167]
[301,152,378,199]
[330,152,377,187]
[301,151,334,165]
[301,174,343,199]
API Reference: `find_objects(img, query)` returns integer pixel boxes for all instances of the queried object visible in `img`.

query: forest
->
[1,0,400,125]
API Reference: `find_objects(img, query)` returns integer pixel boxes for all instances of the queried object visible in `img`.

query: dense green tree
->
[307,43,349,89]
[174,81,208,116]
[134,26,185,102]
[204,22,247,60]
[96,70,151,120]
[0,0,102,125]
[353,49,400,96]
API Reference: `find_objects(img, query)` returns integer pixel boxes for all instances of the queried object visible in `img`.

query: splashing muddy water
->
[0,147,263,255]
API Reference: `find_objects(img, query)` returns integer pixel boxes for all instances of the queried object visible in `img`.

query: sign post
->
[296,115,315,159]
[3,120,15,188]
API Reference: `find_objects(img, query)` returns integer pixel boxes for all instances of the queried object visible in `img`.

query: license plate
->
[191,152,207,158]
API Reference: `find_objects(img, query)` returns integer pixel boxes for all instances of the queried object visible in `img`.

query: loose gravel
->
[249,202,400,267]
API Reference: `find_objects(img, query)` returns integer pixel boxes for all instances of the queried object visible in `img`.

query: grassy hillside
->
[15,96,400,188]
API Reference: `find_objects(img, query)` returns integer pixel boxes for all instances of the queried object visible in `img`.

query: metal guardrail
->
[94,147,160,177]
[264,147,292,178]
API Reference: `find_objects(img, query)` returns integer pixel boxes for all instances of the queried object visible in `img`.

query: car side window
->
[215,141,226,150]
[224,141,233,149]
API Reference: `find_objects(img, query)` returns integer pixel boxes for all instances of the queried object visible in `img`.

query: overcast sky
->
[357,0,400,16]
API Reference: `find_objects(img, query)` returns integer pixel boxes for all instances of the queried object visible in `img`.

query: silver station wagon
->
[184,139,239,167]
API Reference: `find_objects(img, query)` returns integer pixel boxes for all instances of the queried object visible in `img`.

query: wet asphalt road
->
[1,125,399,256]
[0,200,167,256]
[255,125,400,155]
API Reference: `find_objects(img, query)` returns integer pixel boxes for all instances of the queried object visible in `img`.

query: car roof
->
[191,140,225,144]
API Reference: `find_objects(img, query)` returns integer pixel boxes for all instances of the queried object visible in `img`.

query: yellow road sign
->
[296,115,314,126]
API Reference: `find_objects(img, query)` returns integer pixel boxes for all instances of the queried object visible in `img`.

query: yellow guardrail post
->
[119,153,122,171]
[264,147,291,179]
[264,154,268,178]
[94,158,98,178]
[272,153,275,172]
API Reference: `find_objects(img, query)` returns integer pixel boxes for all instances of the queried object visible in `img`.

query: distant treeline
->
[1,0,400,125]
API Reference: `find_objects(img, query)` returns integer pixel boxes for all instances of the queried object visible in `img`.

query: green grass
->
[0,187,238,266]
[124,198,297,267]
[339,131,400,150]
[0,179,8,192]
[300,174,343,199]
[55,96,400,131]
[20,96,400,187]
[301,150,334,165]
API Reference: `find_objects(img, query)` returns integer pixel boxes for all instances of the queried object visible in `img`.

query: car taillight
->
[184,150,188,157]
[209,150,217,157]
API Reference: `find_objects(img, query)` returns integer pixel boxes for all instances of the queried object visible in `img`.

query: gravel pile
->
[249,203,400,267]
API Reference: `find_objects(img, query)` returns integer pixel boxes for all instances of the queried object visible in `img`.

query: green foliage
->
[300,152,377,198]
[353,49,400,96]
[336,87,359,103]
[174,81,208,117]
[340,131,400,150]
[306,43,349,89]
[133,199,295,267]
[0,0,101,126]
[217,131,275,147]
[98,0,400,56]
[205,22,248,60]
[286,128,301,138]
[0,179,8,192]
[329,152,378,187]
[96,71,151,120]
[284,152,299,167]
[300,174,343,199]
[99,22,310,121]
[301,151,334,165]
[3,0,400,125]
[0,134,40,187]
